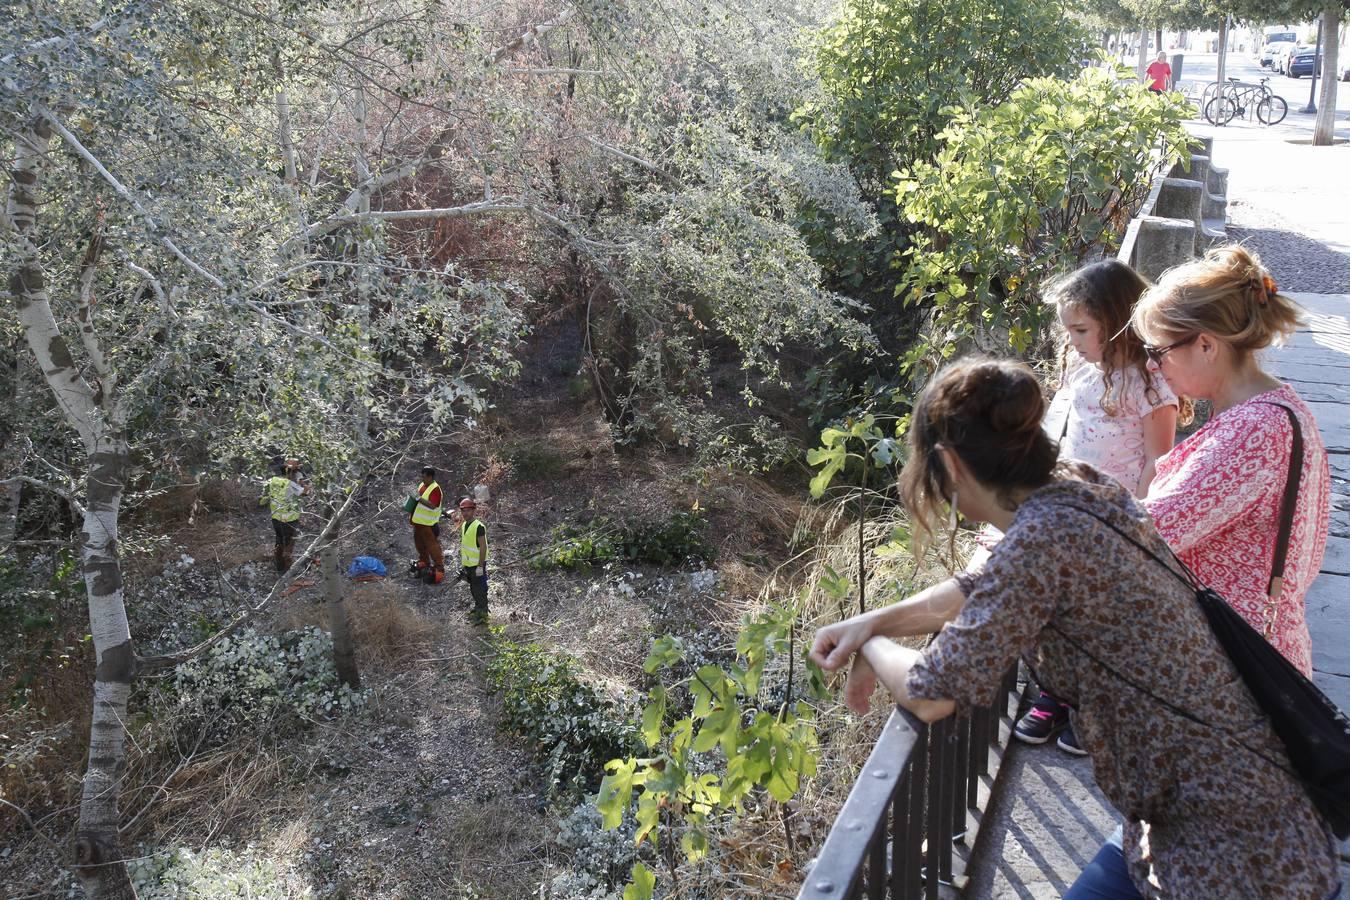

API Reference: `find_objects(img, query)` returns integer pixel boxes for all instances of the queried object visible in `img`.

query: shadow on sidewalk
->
[964,741,1117,899]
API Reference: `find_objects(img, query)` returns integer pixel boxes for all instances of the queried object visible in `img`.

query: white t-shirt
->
[1044,354,1177,495]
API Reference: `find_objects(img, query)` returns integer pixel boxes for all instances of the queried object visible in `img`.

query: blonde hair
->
[1131,245,1303,355]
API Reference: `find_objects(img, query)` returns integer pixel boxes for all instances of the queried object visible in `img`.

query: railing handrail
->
[797,664,1020,899]
[798,708,926,899]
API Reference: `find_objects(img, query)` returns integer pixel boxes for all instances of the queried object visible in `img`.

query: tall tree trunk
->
[73,437,134,899]
[1314,7,1341,146]
[1136,27,1150,79]
[1216,16,1229,87]
[322,537,360,689]
[1155,27,1163,56]
[7,117,136,898]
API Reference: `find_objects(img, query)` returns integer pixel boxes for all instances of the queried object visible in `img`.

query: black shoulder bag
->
[1053,404,1350,838]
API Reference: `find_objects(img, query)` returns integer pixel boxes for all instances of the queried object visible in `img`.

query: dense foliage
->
[530,512,714,571]
[895,69,1191,361]
[486,630,642,798]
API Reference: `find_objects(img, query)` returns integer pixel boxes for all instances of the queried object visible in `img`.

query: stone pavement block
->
[1323,536,1350,576]
[1307,574,1350,674]
[963,742,1116,899]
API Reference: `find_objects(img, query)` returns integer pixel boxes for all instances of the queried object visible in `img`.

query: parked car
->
[1288,46,1320,78]
[1262,39,1296,68]
[1275,44,1295,73]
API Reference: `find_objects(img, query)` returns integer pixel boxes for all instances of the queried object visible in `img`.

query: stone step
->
[1202,191,1227,221]
[1202,218,1227,247]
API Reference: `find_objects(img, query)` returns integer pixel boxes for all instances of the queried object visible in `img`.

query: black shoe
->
[1014,693,1068,744]
[1057,723,1088,756]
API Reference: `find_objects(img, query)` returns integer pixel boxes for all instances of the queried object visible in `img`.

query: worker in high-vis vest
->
[260,458,308,572]
[456,497,489,622]
[410,466,445,584]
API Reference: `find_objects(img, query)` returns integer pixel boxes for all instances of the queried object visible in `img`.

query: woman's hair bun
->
[901,358,1057,545]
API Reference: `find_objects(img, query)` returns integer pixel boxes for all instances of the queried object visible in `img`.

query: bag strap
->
[1259,403,1303,607]
[1040,499,1320,794]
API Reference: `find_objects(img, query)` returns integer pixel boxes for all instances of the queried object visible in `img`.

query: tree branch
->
[583,135,680,185]
[75,212,111,383]
[123,259,179,322]
[136,482,364,673]
[486,10,576,65]
[0,475,87,518]
[38,107,227,290]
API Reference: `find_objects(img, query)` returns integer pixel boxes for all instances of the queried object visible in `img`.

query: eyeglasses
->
[1142,333,1198,365]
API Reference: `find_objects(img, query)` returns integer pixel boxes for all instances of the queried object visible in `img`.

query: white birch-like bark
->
[7,117,136,900]
[1313,8,1341,146]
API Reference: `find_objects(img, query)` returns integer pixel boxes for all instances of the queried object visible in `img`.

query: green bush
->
[529,512,713,572]
[797,0,1090,304]
[894,68,1191,360]
[485,631,640,798]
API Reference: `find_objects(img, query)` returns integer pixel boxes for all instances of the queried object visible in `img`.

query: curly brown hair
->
[1044,259,1168,416]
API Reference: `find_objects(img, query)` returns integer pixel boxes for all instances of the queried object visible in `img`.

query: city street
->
[1128,50,1350,140]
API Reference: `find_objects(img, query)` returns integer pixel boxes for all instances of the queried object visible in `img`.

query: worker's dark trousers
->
[413,524,444,572]
[462,567,488,614]
[272,518,298,572]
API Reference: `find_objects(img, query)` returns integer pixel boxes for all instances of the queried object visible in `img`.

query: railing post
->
[903,727,928,898]
[937,717,955,882]
[952,715,970,842]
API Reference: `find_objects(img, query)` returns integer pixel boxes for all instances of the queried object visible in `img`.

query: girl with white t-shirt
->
[1015,259,1180,753]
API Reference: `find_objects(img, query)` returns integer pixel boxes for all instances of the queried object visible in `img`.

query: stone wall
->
[1117,134,1229,279]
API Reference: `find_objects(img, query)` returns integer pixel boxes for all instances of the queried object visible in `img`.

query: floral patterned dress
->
[1045,354,1177,495]
[1144,384,1330,676]
[906,469,1341,898]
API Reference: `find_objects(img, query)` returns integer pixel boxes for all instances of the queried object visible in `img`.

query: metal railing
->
[797,666,1021,900]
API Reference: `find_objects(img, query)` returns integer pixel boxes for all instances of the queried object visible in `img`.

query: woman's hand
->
[843,653,878,715]
[808,617,876,671]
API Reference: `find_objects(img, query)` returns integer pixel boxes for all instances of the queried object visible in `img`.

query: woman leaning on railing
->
[809,358,1341,899]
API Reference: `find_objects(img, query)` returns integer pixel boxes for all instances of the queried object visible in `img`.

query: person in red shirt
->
[1145,52,1172,92]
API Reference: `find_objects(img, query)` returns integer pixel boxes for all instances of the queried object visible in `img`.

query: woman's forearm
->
[860,637,955,723]
[809,577,968,672]
[867,577,967,638]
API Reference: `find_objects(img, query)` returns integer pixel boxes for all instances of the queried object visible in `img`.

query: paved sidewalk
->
[964,132,1350,895]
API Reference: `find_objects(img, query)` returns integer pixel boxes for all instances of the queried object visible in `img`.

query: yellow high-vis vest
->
[461,519,485,567]
[266,476,300,523]
[411,481,442,526]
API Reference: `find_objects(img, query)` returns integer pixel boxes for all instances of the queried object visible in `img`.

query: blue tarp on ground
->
[346,555,387,578]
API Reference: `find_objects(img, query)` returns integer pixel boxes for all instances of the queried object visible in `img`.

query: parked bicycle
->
[1204,77,1289,126]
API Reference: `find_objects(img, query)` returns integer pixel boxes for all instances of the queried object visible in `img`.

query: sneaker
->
[1057,723,1088,756]
[1014,693,1068,744]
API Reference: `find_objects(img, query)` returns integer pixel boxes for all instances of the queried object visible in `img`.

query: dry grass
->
[280,581,441,666]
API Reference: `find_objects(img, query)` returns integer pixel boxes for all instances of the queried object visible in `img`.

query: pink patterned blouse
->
[1144,384,1330,676]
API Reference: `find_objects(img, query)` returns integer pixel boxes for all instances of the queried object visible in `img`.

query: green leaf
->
[597,759,638,829]
[623,862,656,900]
[642,685,667,749]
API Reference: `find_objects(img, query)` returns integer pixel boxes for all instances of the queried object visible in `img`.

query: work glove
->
[475,566,484,577]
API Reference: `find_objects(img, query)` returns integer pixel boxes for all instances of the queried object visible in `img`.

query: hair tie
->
[1260,274,1277,305]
